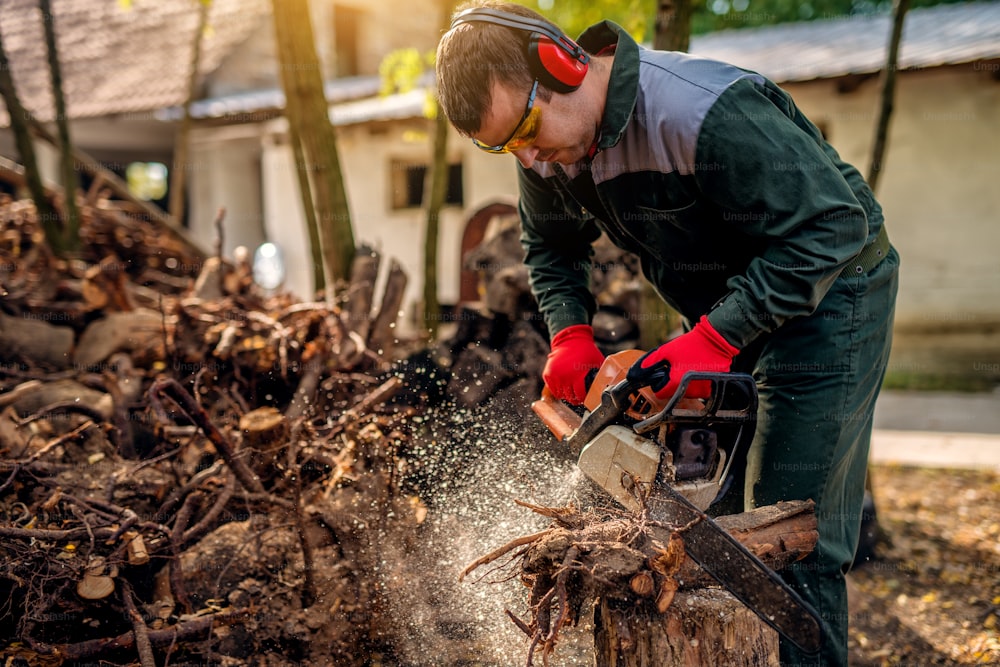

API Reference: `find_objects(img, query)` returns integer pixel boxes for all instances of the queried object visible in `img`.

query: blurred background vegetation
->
[534,0,967,40]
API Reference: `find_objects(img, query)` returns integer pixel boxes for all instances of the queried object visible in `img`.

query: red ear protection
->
[528,33,589,93]
[450,7,590,94]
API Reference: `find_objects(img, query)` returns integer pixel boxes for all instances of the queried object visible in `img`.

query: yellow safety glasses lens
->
[472,80,541,154]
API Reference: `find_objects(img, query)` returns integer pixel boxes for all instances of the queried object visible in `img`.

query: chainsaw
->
[531,350,823,654]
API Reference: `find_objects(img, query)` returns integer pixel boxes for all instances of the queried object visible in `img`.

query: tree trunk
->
[289,119,326,293]
[422,102,449,337]
[168,0,210,222]
[39,0,80,253]
[653,0,693,53]
[272,0,356,301]
[0,24,62,250]
[868,0,911,193]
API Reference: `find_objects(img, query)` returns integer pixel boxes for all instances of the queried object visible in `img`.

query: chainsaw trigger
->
[626,350,671,393]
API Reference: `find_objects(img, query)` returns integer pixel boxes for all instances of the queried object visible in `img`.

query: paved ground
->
[871,388,1000,470]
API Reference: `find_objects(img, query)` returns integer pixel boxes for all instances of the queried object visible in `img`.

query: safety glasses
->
[472,79,541,154]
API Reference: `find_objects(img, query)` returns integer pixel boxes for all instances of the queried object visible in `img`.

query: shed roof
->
[0,0,269,124]
[2,0,997,129]
[689,1,1000,82]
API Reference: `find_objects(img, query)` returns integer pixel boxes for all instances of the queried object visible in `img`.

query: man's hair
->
[436,1,558,135]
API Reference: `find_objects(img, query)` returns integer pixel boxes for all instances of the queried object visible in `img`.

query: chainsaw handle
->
[625,353,671,394]
[531,387,583,441]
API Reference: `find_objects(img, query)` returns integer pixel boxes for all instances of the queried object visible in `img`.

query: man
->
[436,2,899,665]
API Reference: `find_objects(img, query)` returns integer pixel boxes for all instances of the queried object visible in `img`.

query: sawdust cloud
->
[379,395,596,666]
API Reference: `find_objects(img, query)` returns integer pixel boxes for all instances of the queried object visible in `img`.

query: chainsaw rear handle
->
[531,387,583,441]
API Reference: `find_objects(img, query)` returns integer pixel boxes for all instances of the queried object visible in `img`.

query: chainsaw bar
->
[647,482,823,654]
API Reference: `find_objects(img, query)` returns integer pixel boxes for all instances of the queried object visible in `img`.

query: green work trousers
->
[723,246,900,666]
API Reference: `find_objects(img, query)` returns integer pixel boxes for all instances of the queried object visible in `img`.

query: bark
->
[345,247,381,340]
[868,0,911,194]
[0,311,74,369]
[272,0,355,299]
[73,309,165,369]
[39,0,81,251]
[168,0,210,221]
[0,25,61,245]
[422,100,449,337]
[36,611,244,661]
[653,0,693,53]
[595,589,779,666]
[369,258,408,357]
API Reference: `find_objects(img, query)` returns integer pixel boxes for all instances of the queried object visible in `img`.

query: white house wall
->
[331,120,520,327]
[784,65,1000,334]
[191,117,519,323]
[188,126,268,264]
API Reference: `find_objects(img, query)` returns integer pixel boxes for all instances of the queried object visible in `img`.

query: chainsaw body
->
[531,350,824,653]
[532,349,758,512]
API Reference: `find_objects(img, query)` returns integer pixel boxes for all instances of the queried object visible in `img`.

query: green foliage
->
[527,0,964,39]
[379,48,434,96]
[532,0,653,41]
[697,0,970,33]
[126,162,169,201]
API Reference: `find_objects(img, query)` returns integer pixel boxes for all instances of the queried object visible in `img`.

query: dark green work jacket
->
[519,21,885,349]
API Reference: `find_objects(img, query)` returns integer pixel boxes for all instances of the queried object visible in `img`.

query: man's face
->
[472,79,596,168]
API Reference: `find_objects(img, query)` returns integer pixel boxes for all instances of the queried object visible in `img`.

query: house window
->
[333,5,361,77]
[391,161,464,210]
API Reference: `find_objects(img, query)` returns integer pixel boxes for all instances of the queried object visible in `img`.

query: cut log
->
[81,254,134,312]
[239,406,288,477]
[674,500,820,589]
[344,246,380,340]
[368,258,407,357]
[73,308,165,369]
[77,557,118,601]
[0,310,74,369]
[595,588,779,667]
[1,378,113,422]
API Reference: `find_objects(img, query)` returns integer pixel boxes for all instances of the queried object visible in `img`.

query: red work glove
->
[628,316,739,400]
[543,324,605,405]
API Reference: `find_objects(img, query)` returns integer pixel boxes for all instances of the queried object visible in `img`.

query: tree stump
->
[594,589,779,666]
[239,406,288,478]
[589,502,815,666]
[463,499,816,667]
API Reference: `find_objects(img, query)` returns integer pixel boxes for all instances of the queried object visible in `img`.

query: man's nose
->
[513,145,540,169]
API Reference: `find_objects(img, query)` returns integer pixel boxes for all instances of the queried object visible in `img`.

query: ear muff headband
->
[450,7,590,94]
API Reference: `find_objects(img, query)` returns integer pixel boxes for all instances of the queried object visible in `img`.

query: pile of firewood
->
[0,197,425,665]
